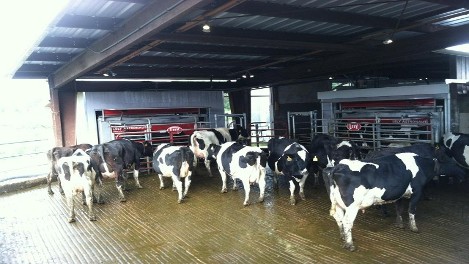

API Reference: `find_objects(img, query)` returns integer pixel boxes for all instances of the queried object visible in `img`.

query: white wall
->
[76,90,224,144]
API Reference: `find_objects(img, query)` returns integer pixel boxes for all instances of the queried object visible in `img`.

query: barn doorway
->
[250,87,272,146]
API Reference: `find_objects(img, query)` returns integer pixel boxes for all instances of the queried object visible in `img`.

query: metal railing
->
[0,139,50,182]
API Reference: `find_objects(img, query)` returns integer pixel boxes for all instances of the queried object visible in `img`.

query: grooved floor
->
[1,169,469,264]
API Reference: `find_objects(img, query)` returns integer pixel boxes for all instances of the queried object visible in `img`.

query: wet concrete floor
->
[1,167,469,263]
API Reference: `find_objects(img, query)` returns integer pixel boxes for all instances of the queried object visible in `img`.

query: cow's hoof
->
[178,199,183,204]
[89,216,97,221]
[243,202,250,206]
[410,226,419,233]
[221,189,227,193]
[120,198,127,202]
[343,243,356,252]
[97,200,105,204]
[299,193,306,200]
[290,198,296,205]
[160,187,165,190]
[395,222,404,229]
[137,185,143,189]
[68,218,76,223]
[172,187,177,191]
[258,198,264,203]
[48,190,54,195]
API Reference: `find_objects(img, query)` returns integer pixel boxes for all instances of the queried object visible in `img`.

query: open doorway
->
[251,87,272,146]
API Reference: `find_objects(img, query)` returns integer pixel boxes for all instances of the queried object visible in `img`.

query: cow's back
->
[443,132,469,168]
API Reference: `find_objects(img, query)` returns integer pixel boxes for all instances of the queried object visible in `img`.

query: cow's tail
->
[190,132,198,147]
[180,160,190,177]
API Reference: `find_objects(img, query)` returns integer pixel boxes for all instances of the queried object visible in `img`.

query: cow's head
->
[142,141,154,156]
[206,144,221,159]
[280,143,310,181]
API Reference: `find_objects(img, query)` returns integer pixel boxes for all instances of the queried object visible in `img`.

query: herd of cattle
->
[46,127,469,251]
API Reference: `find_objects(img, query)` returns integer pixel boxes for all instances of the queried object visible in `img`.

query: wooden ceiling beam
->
[48,0,213,89]
[151,42,306,57]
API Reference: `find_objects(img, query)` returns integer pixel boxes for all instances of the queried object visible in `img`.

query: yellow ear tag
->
[313,156,318,162]
[287,156,292,162]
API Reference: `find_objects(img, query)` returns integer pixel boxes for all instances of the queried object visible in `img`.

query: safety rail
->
[250,122,288,148]
[0,139,50,182]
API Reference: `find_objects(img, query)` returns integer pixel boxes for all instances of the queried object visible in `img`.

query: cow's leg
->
[84,183,96,221]
[395,199,405,229]
[232,178,239,191]
[342,205,358,251]
[172,177,184,203]
[204,159,213,177]
[241,177,251,206]
[258,173,266,203]
[133,169,143,189]
[331,205,346,241]
[66,190,76,223]
[158,174,165,189]
[95,177,105,204]
[289,180,296,205]
[298,173,308,201]
[272,173,279,192]
[47,172,54,195]
[58,177,64,195]
[342,206,359,251]
[219,170,228,193]
[183,175,191,199]
[116,172,126,202]
[408,192,423,232]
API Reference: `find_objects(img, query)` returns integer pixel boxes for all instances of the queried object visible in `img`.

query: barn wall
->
[455,56,469,133]
[76,90,224,144]
[272,81,330,133]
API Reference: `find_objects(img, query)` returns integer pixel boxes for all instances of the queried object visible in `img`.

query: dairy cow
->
[88,139,153,202]
[206,141,267,206]
[309,134,362,185]
[47,143,93,195]
[267,137,310,205]
[443,132,469,170]
[365,143,466,183]
[190,126,249,176]
[56,149,98,223]
[323,151,438,251]
[152,144,194,203]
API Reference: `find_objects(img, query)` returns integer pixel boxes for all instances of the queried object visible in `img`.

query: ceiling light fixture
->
[202,23,211,33]
[242,72,254,79]
[383,39,393,45]
[103,69,116,77]
[383,0,408,45]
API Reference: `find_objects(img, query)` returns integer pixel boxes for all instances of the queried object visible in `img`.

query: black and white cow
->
[152,144,194,203]
[47,143,93,195]
[309,134,362,185]
[206,141,267,206]
[367,143,465,180]
[88,139,153,202]
[56,149,98,223]
[267,137,310,205]
[190,126,249,176]
[443,131,469,169]
[323,151,438,251]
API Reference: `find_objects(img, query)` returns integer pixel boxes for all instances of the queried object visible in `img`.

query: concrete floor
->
[1,168,469,264]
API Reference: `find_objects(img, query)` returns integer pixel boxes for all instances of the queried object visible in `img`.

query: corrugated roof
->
[12,0,469,91]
